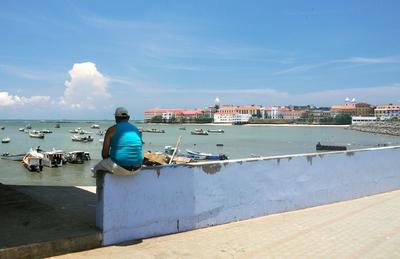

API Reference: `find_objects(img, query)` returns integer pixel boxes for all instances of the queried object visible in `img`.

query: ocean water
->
[0,120,399,186]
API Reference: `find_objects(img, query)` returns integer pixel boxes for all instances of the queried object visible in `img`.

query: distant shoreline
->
[144,122,350,128]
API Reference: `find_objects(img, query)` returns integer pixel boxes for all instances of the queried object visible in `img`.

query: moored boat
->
[22,149,44,172]
[191,129,208,135]
[40,149,66,167]
[207,129,224,133]
[41,129,53,134]
[1,126,5,130]
[185,149,228,160]
[71,135,94,142]
[25,124,32,129]
[142,128,165,133]
[29,130,45,139]
[1,137,11,143]
[316,142,347,151]
[18,127,25,132]
[90,124,100,129]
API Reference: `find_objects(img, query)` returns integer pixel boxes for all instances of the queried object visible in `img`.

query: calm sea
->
[0,120,399,186]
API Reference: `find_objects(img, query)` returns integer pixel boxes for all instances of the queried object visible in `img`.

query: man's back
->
[110,121,142,166]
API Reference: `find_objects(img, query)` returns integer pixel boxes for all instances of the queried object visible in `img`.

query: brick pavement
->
[53,189,400,258]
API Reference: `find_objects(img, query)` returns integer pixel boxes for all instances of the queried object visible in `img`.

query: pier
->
[1,145,399,257]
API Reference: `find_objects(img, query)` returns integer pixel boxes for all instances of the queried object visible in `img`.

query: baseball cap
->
[114,107,130,117]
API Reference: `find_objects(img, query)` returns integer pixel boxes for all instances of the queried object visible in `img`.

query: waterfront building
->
[355,103,374,116]
[374,104,400,119]
[351,116,378,125]
[330,104,356,117]
[213,112,251,123]
[281,109,307,120]
[262,106,285,119]
[309,108,332,122]
[218,105,262,118]
[144,109,202,122]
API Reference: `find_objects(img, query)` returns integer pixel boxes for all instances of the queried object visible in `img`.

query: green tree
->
[335,114,352,125]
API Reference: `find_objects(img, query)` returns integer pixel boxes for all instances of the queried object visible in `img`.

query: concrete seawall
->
[96,146,400,245]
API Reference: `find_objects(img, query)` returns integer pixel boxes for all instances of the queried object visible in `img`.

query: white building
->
[263,106,284,119]
[351,116,378,125]
[214,113,251,123]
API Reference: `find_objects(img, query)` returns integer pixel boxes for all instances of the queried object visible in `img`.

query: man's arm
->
[102,126,115,159]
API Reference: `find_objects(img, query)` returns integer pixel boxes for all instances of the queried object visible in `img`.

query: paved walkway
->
[54,189,400,258]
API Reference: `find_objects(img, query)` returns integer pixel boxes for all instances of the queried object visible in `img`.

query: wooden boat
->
[191,129,208,135]
[316,142,347,151]
[1,137,11,143]
[29,130,45,139]
[185,149,228,160]
[71,135,94,142]
[207,129,224,133]
[22,149,44,172]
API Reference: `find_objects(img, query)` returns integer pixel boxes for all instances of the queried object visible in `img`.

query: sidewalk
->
[54,189,400,258]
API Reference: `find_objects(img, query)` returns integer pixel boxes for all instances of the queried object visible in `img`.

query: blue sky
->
[0,0,399,119]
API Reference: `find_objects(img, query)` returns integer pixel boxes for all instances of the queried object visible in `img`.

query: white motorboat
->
[69,128,81,133]
[66,151,91,163]
[41,129,53,134]
[90,124,100,129]
[71,135,94,142]
[25,124,32,129]
[22,148,44,172]
[29,130,45,139]
[1,137,11,143]
[19,127,25,132]
[41,149,65,167]
[207,129,224,133]
[191,129,208,135]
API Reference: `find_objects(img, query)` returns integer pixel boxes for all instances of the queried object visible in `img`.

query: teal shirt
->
[110,121,142,166]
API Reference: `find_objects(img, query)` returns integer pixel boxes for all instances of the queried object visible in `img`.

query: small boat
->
[90,124,100,129]
[1,126,5,130]
[29,130,45,139]
[185,149,228,160]
[71,135,94,142]
[55,123,60,128]
[22,149,44,172]
[316,142,347,151]
[1,137,11,143]
[19,127,25,132]
[191,129,208,135]
[40,149,66,167]
[142,128,165,133]
[41,129,53,134]
[25,124,32,129]
[179,127,186,130]
[207,129,224,133]
[65,151,91,164]
[69,128,81,133]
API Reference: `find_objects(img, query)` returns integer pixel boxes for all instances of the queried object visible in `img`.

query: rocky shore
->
[350,122,400,136]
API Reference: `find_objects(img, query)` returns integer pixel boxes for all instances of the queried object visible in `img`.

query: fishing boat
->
[90,124,100,129]
[41,129,53,134]
[316,142,347,151]
[185,149,228,160]
[191,129,208,135]
[71,135,94,142]
[41,149,66,167]
[207,129,224,133]
[1,137,11,143]
[65,151,85,164]
[29,130,45,139]
[22,149,44,172]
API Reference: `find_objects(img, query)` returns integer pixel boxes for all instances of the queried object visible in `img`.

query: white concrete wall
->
[96,146,400,245]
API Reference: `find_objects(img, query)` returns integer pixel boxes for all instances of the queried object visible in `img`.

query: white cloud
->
[0,91,50,106]
[60,62,110,109]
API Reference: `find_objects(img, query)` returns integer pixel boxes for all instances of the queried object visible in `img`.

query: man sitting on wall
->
[93,107,143,176]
